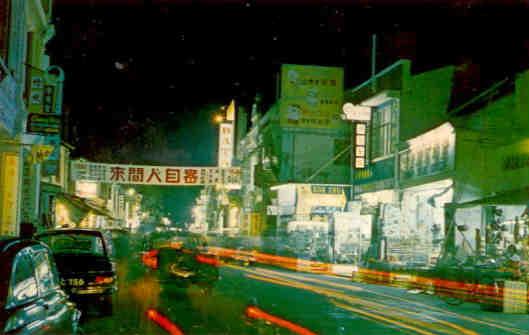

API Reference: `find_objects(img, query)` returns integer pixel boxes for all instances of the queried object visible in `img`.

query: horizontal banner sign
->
[71,161,241,186]
[27,113,61,135]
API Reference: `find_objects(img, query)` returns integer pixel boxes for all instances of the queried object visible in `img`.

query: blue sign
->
[0,75,18,136]
[42,135,61,177]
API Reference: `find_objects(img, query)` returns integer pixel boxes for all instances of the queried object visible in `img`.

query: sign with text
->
[218,122,234,168]
[0,153,19,235]
[71,161,241,186]
[280,64,344,129]
[27,113,61,135]
[42,135,61,177]
[399,122,455,181]
[21,151,38,223]
[354,122,368,169]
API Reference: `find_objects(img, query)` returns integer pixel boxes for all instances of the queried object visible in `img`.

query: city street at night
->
[2,1,529,334]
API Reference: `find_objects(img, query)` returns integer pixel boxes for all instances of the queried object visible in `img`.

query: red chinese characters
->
[110,167,126,181]
[128,167,144,182]
[146,168,162,183]
[183,169,198,184]
[165,168,180,184]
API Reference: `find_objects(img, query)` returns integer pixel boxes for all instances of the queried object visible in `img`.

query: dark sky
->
[49,0,529,222]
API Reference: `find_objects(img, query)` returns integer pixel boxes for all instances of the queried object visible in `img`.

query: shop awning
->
[56,193,115,219]
[456,187,529,207]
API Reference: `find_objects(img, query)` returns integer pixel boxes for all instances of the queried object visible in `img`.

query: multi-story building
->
[344,58,529,266]
[0,0,67,236]
[237,64,350,257]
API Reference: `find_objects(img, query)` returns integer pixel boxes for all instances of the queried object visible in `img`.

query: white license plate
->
[61,278,85,286]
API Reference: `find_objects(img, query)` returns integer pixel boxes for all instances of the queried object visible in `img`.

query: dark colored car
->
[142,233,219,294]
[0,237,81,334]
[35,229,117,316]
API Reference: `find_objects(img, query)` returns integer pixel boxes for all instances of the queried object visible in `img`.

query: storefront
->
[55,193,115,229]
[448,137,529,263]
[273,183,347,260]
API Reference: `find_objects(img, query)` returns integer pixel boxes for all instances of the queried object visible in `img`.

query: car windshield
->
[39,233,105,256]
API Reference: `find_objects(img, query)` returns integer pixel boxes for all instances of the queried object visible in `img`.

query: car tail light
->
[195,254,219,267]
[142,249,159,269]
[94,276,114,284]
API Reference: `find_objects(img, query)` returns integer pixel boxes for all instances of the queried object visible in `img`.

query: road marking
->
[246,271,479,335]
[232,265,527,335]
[332,301,438,335]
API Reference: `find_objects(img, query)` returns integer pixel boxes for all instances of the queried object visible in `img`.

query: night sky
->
[49,0,529,223]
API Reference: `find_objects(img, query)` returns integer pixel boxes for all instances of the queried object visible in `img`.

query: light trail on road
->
[232,265,529,335]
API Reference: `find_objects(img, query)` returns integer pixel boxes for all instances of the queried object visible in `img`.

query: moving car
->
[35,229,117,316]
[0,237,81,334]
[142,233,219,294]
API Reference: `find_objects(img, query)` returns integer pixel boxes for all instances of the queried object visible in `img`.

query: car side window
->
[33,251,57,294]
[9,251,38,305]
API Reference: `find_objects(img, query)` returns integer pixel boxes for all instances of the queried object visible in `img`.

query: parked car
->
[0,236,81,334]
[142,233,219,294]
[35,229,117,316]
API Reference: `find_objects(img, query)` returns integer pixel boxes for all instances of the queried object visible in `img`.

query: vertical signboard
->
[218,122,234,168]
[21,150,38,223]
[42,135,60,177]
[354,123,368,169]
[280,64,344,129]
[27,67,45,114]
[0,153,19,235]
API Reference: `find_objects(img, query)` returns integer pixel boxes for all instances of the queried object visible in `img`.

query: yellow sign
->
[30,144,55,163]
[280,64,344,129]
[1,153,19,235]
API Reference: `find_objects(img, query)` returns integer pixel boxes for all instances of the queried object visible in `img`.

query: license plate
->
[61,278,85,286]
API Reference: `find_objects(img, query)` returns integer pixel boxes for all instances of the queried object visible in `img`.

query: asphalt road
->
[79,260,529,335]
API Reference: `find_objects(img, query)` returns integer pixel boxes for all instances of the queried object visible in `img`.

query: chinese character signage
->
[354,122,367,169]
[399,122,455,181]
[42,135,61,177]
[21,151,38,223]
[27,67,45,114]
[71,161,241,187]
[27,114,61,135]
[280,64,344,129]
[218,122,234,168]
[0,153,19,235]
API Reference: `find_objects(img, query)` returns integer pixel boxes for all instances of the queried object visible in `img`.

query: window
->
[370,99,398,159]
[9,252,38,305]
[33,251,57,293]
[39,233,106,256]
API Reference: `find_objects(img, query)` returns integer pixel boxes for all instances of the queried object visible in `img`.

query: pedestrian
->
[20,222,36,239]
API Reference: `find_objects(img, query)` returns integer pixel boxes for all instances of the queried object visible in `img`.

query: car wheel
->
[100,295,113,316]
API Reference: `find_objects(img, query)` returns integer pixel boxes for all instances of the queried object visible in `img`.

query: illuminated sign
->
[400,122,455,181]
[71,161,241,187]
[354,123,368,169]
[75,181,99,199]
[280,64,344,129]
[0,153,19,235]
[218,122,234,168]
[342,103,371,121]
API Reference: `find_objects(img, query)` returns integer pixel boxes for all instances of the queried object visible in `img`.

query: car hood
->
[53,253,113,275]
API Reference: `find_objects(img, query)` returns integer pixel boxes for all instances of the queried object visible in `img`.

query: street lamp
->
[127,188,136,196]
[214,114,225,124]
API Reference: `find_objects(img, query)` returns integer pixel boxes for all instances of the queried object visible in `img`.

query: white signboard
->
[71,161,241,186]
[342,103,371,121]
[218,122,234,168]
